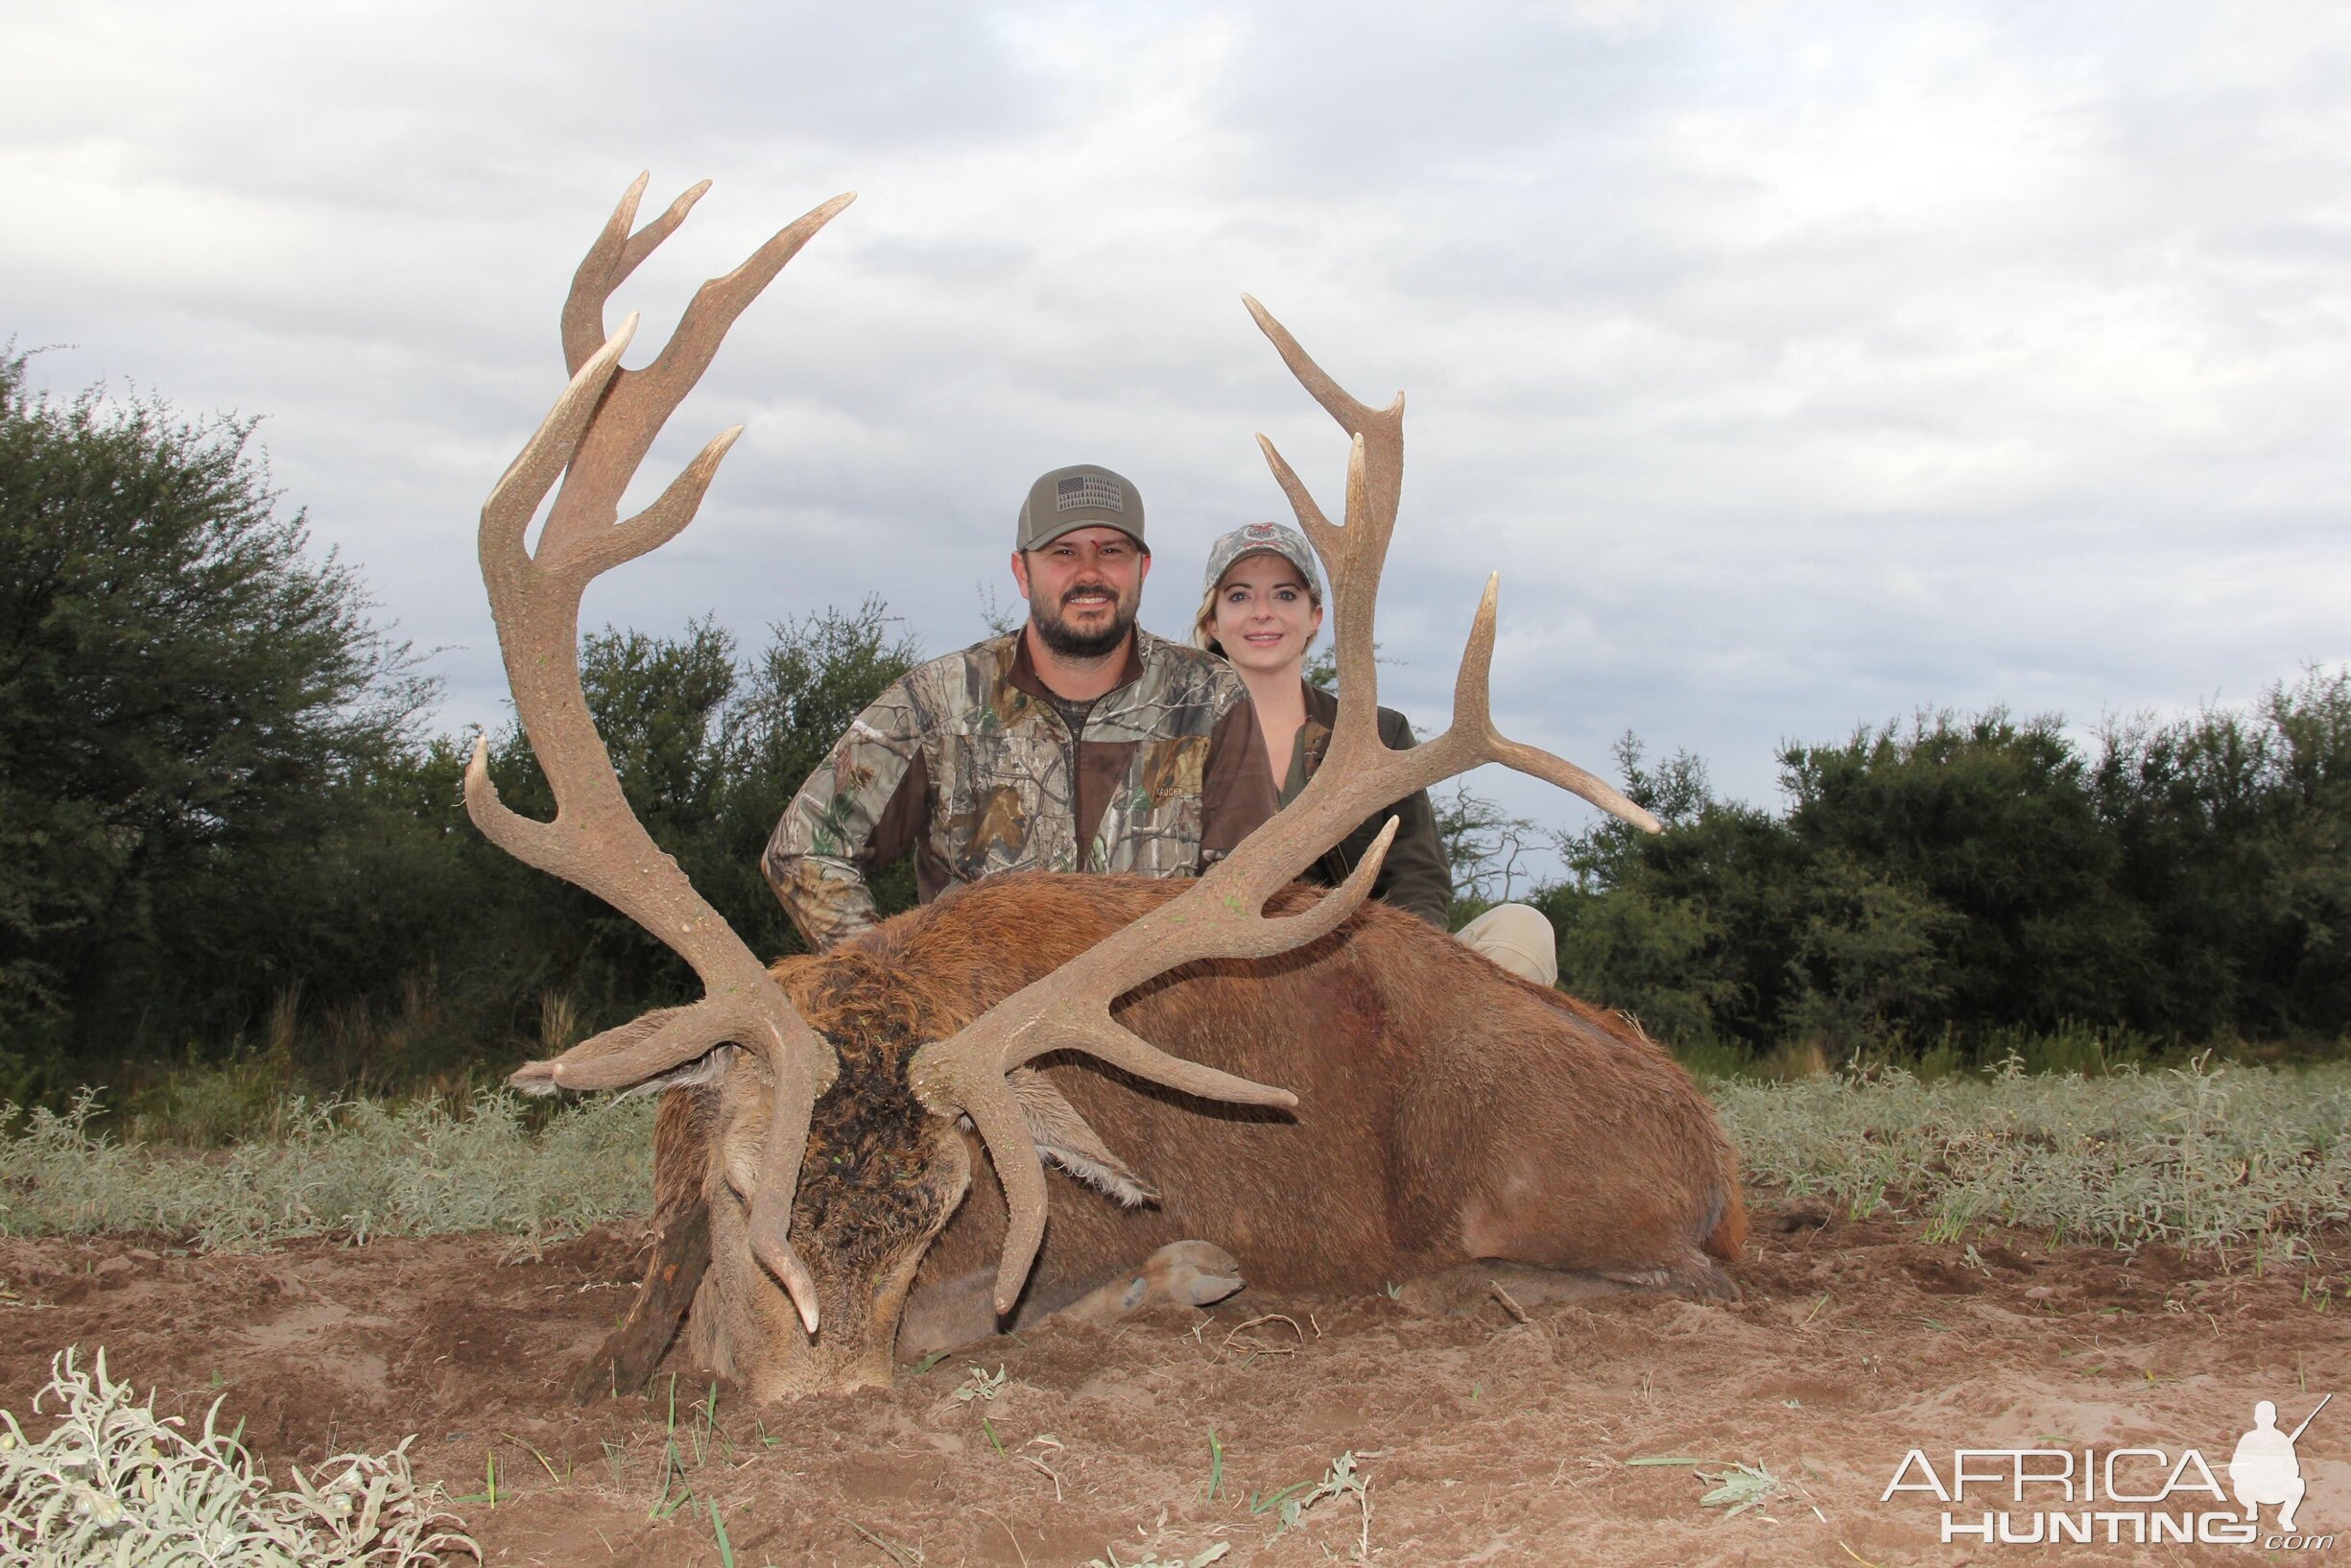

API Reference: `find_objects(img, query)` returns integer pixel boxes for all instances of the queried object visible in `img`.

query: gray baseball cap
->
[1202,521,1325,603]
[1017,464,1147,552]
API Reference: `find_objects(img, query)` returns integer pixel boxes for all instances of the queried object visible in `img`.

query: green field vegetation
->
[5,1062,2345,1266]
[1716,1057,2351,1258]
[0,1091,654,1250]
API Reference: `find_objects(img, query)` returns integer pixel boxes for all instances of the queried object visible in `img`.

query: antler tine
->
[474,178,851,1333]
[1241,293,1384,431]
[550,424,745,582]
[746,1071,825,1336]
[1246,299,1659,833]
[1435,576,1661,828]
[537,187,855,565]
[561,172,712,372]
[961,1081,1053,1317]
[1251,433,1335,542]
[1295,575,1661,832]
[1245,297,1405,763]
[481,315,637,573]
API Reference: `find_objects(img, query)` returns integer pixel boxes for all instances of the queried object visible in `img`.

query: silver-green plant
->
[0,1347,476,1566]
[949,1366,1008,1405]
[1083,1546,1230,1568]
[1696,1460,1780,1519]
[1270,1451,1371,1558]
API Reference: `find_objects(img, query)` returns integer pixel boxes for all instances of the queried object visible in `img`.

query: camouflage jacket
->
[764,629,1278,950]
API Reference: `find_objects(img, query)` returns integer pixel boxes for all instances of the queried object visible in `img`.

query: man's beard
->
[1031,585,1137,659]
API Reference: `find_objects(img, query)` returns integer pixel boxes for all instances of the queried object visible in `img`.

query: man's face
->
[1010,526,1151,659]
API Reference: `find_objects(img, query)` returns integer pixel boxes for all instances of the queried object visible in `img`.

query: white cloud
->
[7,0,2347,854]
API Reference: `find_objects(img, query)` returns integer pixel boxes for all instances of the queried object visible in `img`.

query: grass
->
[1674,1021,2346,1084]
[1714,1055,2351,1255]
[0,1088,655,1248]
[1630,1453,1799,1523]
[1081,1452,1371,1568]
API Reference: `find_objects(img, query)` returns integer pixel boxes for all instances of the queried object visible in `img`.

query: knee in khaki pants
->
[1454,903,1557,986]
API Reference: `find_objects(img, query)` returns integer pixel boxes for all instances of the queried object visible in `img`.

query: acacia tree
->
[0,351,422,1064]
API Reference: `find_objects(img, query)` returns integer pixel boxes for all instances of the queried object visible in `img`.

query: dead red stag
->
[466,177,1747,1403]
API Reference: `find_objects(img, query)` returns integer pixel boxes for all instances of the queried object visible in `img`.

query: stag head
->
[474,178,1659,1399]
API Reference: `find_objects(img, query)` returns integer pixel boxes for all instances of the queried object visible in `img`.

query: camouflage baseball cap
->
[1017,464,1147,551]
[1202,521,1325,603]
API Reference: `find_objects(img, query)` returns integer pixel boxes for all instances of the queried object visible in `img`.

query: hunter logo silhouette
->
[2232,1394,2328,1533]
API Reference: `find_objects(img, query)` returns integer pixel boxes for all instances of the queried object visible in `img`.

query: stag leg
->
[1395,1253,1738,1319]
[895,1241,1246,1364]
[569,1086,717,1402]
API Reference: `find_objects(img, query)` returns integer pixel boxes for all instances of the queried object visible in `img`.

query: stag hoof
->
[1032,1242,1247,1330]
[1664,1253,1742,1303]
[1127,1241,1245,1311]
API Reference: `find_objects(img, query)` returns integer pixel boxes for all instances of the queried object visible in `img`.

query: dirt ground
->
[4,1200,2345,1567]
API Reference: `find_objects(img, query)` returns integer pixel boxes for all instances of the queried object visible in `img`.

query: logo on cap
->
[1056,474,1126,513]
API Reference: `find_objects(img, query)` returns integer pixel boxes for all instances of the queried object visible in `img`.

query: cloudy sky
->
[10,1,2348,855]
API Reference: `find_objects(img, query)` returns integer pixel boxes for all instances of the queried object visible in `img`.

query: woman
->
[1195,523,1557,984]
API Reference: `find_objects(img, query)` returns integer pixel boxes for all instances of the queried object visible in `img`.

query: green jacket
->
[1283,683,1454,928]
[763,629,1277,950]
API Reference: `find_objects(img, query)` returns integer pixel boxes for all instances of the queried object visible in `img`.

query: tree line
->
[5,355,2342,1100]
[1537,676,2351,1065]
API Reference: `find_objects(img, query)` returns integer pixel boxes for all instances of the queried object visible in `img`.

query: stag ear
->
[618,1041,741,1100]
[1003,1070,1158,1209]
[512,1005,743,1103]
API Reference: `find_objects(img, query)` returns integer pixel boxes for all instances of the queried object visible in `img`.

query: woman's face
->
[1212,553,1323,677]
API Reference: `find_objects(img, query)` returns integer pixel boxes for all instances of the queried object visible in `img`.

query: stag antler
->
[907,298,1664,1317]
[464,175,853,1334]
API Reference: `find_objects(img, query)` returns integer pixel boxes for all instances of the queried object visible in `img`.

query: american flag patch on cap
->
[1056,474,1126,512]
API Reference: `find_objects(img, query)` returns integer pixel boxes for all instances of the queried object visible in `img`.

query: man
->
[764,463,1279,951]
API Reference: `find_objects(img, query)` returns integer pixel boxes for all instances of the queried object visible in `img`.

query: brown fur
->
[607,873,1745,1398]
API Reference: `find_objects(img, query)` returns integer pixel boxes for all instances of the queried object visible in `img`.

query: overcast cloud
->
[9,1,2348,862]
